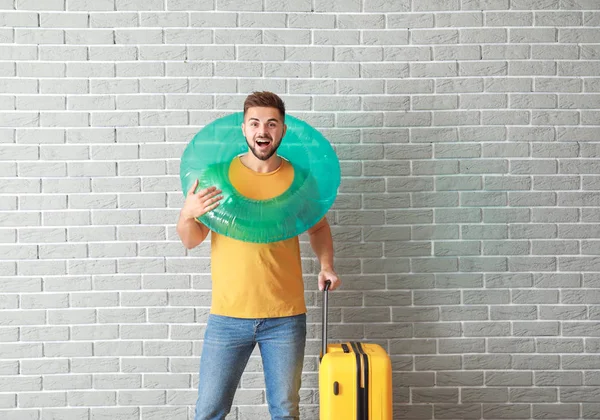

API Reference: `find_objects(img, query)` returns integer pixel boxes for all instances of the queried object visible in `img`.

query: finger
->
[203,195,223,207]
[327,277,340,291]
[197,186,218,198]
[204,189,222,200]
[318,274,327,291]
[198,191,222,205]
[187,179,199,195]
[204,202,220,213]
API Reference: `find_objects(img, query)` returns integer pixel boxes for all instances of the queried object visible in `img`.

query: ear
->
[241,122,246,137]
[282,123,287,138]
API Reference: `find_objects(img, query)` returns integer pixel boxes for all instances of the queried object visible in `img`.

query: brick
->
[384,46,431,61]
[313,29,358,46]
[461,159,508,174]
[533,44,578,60]
[362,258,409,274]
[338,112,383,128]
[435,208,481,223]
[388,12,433,28]
[434,144,480,159]
[385,111,431,127]
[411,62,457,78]
[412,258,458,273]
[386,209,433,225]
[461,191,507,206]
[413,225,459,240]
[414,94,458,110]
[484,240,529,255]
[385,242,431,257]
[533,240,578,255]
[311,63,358,79]
[141,12,188,27]
[433,110,486,126]
[436,176,481,191]
[536,175,581,190]
[559,192,600,206]
[438,80,484,95]
[463,225,508,239]
[510,60,556,76]
[510,191,556,206]
[385,177,432,192]
[89,275,141,290]
[510,224,557,239]
[412,192,459,208]
[509,256,557,272]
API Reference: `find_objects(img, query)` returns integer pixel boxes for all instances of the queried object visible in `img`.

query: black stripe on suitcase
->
[350,342,370,420]
[357,343,370,420]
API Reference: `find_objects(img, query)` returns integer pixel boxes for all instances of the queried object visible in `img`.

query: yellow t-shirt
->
[209,156,306,318]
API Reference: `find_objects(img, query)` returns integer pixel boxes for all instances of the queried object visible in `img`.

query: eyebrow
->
[248,117,280,123]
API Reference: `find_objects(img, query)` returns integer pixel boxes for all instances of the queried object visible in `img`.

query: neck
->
[240,152,282,174]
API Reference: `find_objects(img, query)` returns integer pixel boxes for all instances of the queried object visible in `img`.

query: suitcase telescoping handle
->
[321,279,332,360]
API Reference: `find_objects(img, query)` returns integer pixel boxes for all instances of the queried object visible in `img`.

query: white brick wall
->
[1,1,600,419]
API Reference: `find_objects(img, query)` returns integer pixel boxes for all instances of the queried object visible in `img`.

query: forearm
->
[309,220,334,271]
[176,212,209,249]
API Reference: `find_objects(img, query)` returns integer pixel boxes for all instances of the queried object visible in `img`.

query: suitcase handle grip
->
[321,279,331,360]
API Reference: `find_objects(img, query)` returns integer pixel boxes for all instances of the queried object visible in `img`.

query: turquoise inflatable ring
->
[179,112,341,243]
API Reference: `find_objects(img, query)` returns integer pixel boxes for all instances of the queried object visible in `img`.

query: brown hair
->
[243,91,286,120]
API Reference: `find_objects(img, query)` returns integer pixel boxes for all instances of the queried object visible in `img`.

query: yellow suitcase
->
[319,282,393,420]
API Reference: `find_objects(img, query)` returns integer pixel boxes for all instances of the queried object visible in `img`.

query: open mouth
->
[256,138,271,149]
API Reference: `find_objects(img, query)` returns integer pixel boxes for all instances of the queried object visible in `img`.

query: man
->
[176,91,341,420]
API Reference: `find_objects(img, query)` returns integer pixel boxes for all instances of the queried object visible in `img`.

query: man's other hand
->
[181,180,223,221]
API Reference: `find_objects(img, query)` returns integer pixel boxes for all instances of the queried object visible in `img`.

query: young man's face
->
[242,106,286,161]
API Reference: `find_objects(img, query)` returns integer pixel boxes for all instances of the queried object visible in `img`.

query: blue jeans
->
[194,313,307,420]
